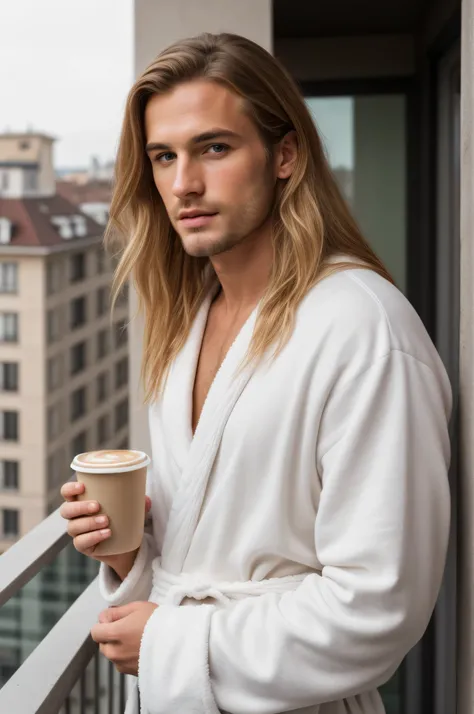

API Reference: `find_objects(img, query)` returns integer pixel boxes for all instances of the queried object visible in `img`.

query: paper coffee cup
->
[70,449,151,556]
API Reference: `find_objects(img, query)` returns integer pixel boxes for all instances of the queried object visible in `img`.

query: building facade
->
[0,133,129,550]
[0,132,129,690]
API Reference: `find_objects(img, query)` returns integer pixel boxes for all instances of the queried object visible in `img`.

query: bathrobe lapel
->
[160,295,259,572]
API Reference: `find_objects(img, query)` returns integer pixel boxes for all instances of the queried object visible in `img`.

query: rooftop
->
[0,195,104,247]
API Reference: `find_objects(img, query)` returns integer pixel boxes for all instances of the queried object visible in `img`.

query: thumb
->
[98,602,142,623]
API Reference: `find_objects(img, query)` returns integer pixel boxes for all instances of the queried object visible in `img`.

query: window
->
[0,218,13,244]
[3,509,19,537]
[41,610,59,631]
[70,341,87,375]
[46,260,62,295]
[306,94,407,292]
[96,287,108,317]
[70,297,86,329]
[70,252,86,283]
[47,354,63,390]
[0,363,18,392]
[23,169,38,192]
[51,216,74,239]
[47,308,61,343]
[71,431,87,460]
[115,356,128,388]
[0,461,19,490]
[114,318,128,348]
[1,172,9,190]
[0,313,18,342]
[115,399,128,432]
[71,387,87,422]
[97,414,109,444]
[72,215,87,237]
[0,263,18,293]
[96,248,106,274]
[47,404,62,439]
[97,329,109,359]
[0,412,18,441]
[96,372,108,404]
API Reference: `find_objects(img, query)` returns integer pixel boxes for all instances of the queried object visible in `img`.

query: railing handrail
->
[0,506,69,608]
[0,577,104,714]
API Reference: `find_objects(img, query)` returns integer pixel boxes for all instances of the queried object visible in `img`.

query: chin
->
[181,232,240,258]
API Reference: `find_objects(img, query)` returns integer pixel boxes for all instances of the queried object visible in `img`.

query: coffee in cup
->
[70,449,151,556]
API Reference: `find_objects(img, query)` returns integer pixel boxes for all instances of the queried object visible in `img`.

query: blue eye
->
[155,152,175,163]
[207,144,228,155]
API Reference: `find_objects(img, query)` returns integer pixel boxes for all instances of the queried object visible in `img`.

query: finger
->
[91,623,119,644]
[73,529,111,554]
[60,481,85,502]
[145,496,151,513]
[99,602,141,623]
[99,608,115,624]
[99,643,117,662]
[67,514,109,538]
[59,500,100,520]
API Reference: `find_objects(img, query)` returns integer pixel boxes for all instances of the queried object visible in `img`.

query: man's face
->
[144,79,276,258]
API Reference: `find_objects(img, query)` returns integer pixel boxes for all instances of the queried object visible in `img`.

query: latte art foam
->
[73,450,148,470]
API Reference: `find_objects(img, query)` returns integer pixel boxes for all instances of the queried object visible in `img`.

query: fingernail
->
[95,516,107,525]
[100,529,111,537]
[88,502,98,513]
[75,483,82,491]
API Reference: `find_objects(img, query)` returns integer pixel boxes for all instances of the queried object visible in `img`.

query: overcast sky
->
[0,0,353,171]
[0,0,133,169]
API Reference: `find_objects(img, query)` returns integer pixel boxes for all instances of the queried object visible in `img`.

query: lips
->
[179,212,218,227]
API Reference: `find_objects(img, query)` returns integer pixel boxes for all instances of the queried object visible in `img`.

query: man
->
[60,33,451,714]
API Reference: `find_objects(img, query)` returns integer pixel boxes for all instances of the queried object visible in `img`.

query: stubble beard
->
[182,227,245,258]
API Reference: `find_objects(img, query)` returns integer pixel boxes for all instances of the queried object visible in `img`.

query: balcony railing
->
[0,505,128,713]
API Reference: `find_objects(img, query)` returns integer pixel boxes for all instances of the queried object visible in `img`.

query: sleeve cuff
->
[98,533,155,605]
[138,604,220,714]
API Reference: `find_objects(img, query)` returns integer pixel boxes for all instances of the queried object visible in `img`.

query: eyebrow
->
[145,129,241,154]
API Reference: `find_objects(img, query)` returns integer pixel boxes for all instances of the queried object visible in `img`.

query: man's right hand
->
[59,481,152,577]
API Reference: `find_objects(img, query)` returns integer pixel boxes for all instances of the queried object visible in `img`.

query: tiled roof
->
[0,195,103,247]
[56,180,112,206]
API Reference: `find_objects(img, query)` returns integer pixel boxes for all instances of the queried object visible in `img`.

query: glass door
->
[306,95,407,292]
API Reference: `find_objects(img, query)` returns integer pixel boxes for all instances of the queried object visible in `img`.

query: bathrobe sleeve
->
[98,531,157,605]
[138,349,452,714]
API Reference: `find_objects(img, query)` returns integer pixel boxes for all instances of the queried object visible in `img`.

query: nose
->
[172,156,204,200]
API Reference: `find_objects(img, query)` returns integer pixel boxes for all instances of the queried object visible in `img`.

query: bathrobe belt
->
[149,558,311,607]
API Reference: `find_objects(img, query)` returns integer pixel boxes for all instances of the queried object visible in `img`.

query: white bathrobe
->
[99,265,452,714]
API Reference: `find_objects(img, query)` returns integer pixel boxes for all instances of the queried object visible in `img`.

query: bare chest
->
[192,305,252,434]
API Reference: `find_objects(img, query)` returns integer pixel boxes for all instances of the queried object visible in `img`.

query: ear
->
[275,130,298,180]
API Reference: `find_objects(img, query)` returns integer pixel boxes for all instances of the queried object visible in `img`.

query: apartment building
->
[0,132,129,552]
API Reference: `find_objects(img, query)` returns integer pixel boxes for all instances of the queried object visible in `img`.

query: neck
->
[209,218,273,313]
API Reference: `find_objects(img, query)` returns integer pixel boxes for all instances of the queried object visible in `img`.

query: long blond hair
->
[105,32,393,404]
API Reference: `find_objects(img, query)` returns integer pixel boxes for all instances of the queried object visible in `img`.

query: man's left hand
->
[91,601,158,675]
